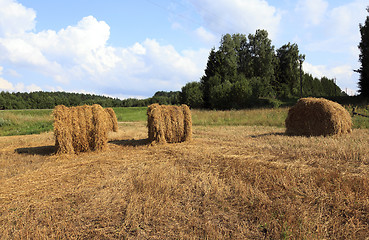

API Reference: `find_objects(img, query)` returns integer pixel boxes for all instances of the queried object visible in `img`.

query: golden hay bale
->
[105,108,118,132]
[53,104,115,154]
[147,104,192,144]
[285,98,352,136]
[53,105,74,154]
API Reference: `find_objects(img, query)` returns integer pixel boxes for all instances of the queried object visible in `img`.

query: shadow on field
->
[15,145,56,156]
[109,138,149,147]
[250,132,285,138]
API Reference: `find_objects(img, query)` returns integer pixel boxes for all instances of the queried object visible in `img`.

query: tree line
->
[181,30,346,109]
[0,91,181,110]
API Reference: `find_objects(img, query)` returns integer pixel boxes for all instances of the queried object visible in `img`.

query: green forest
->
[0,90,181,110]
[181,30,346,109]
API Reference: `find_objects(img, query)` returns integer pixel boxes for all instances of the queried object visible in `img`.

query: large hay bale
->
[285,98,352,136]
[147,104,192,144]
[53,104,117,154]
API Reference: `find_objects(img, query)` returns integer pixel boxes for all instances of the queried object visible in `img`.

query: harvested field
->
[0,123,369,239]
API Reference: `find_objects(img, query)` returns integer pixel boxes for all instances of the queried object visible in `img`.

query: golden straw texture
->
[53,104,117,154]
[147,104,192,143]
[285,98,352,136]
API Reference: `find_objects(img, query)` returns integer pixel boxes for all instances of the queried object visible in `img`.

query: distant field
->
[192,108,288,127]
[112,107,147,122]
[0,109,53,136]
[1,105,369,136]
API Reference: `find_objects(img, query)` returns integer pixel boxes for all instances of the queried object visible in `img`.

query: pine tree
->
[247,30,276,97]
[275,43,300,98]
[357,7,369,97]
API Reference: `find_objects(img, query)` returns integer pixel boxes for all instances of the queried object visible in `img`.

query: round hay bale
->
[53,105,74,154]
[105,108,118,132]
[53,104,115,154]
[285,98,352,136]
[182,104,192,142]
[91,104,108,151]
[147,104,192,143]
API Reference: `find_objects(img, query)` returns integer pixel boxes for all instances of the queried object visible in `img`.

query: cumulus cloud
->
[293,0,367,92]
[303,61,358,92]
[326,0,368,39]
[296,0,329,26]
[0,0,36,37]
[188,0,281,39]
[303,62,353,79]
[104,39,208,96]
[0,66,12,91]
[300,0,367,54]
[0,0,208,97]
[195,27,217,45]
[0,77,13,91]
[0,65,41,92]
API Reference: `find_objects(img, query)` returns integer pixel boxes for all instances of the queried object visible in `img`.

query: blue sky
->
[0,0,368,98]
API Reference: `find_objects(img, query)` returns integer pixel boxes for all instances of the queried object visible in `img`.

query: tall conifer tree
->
[357,7,369,97]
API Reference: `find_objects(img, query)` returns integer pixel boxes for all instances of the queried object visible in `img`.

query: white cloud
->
[143,39,200,78]
[296,0,329,26]
[0,66,13,90]
[302,0,367,54]
[25,83,42,92]
[6,68,21,77]
[327,1,367,36]
[303,61,358,91]
[130,42,146,55]
[188,0,281,39]
[195,27,217,44]
[0,66,41,92]
[0,13,123,84]
[0,38,51,66]
[30,16,119,77]
[303,62,353,79]
[0,0,36,37]
[108,39,208,95]
[0,77,14,91]
[0,0,209,97]
[294,0,368,94]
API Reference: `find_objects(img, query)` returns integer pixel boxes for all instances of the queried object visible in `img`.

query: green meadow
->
[1,106,369,136]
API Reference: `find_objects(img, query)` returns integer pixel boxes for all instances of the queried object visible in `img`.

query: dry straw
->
[53,104,118,154]
[285,97,352,136]
[105,108,118,132]
[147,104,192,143]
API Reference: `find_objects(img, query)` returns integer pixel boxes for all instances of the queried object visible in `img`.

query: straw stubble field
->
[0,122,369,239]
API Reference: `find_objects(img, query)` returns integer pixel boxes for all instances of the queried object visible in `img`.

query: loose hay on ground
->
[285,97,352,136]
[147,104,192,144]
[53,104,118,154]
